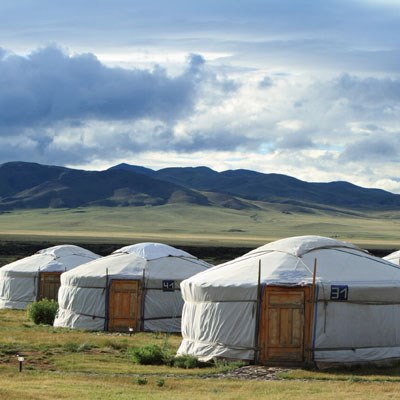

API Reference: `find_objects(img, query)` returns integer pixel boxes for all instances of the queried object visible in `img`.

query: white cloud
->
[277,120,304,132]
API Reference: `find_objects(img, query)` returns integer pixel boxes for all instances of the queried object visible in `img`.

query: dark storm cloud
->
[0,46,205,133]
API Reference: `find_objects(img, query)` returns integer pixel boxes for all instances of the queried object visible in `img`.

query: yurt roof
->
[0,244,100,273]
[61,242,211,284]
[184,235,399,289]
[245,235,361,258]
[114,242,195,260]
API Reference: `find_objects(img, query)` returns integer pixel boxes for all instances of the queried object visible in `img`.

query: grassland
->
[1,204,400,398]
[1,309,400,399]
[0,204,400,249]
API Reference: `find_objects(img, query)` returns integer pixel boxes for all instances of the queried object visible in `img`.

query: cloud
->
[259,76,273,89]
[275,133,315,150]
[340,135,400,162]
[0,36,400,193]
[0,46,207,134]
[332,74,400,104]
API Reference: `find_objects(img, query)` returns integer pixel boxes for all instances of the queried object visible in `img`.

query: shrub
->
[78,342,96,352]
[0,344,20,356]
[63,342,79,352]
[172,354,212,369]
[102,339,128,351]
[27,299,58,325]
[136,377,147,385]
[156,378,165,387]
[63,342,95,353]
[130,345,169,365]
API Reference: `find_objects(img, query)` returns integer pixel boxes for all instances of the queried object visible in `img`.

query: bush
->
[63,342,79,352]
[102,339,128,351]
[27,299,58,325]
[172,354,212,369]
[130,345,169,365]
[63,342,95,353]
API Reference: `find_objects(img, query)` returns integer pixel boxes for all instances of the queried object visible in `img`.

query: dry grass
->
[1,309,400,399]
[0,205,400,248]
[0,370,400,400]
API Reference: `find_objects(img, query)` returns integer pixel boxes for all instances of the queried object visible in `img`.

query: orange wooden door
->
[108,280,140,332]
[39,272,62,301]
[260,287,312,364]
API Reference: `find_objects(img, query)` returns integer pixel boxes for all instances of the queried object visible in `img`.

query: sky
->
[0,0,400,192]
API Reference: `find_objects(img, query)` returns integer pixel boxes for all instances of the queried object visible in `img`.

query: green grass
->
[2,372,400,400]
[1,206,400,397]
[0,204,400,248]
[2,310,400,399]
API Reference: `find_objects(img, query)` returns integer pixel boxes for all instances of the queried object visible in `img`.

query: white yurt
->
[178,235,400,367]
[383,250,400,265]
[0,245,100,309]
[54,242,212,332]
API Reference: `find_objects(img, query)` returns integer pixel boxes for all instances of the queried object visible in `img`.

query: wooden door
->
[39,272,62,301]
[260,286,312,364]
[108,280,140,332]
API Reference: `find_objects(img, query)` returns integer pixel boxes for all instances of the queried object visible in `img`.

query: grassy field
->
[1,205,400,398]
[1,309,400,399]
[0,204,400,249]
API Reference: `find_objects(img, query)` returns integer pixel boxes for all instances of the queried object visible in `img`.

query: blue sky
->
[0,0,400,192]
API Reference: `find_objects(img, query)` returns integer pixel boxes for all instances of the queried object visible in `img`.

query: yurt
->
[54,242,212,332]
[178,235,400,367]
[384,250,400,265]
[0,245,100,309]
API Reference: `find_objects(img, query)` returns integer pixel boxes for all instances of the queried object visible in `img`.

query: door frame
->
[258,285,314,365]
[106,279,141,332]
[38,271,62,301]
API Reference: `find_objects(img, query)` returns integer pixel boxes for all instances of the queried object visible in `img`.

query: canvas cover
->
[384,250,400,266]
[0,245,100,309]
[54,242,211,332]
[178,235,400,365]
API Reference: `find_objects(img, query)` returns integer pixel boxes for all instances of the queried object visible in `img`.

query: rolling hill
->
[0,162,209,210]
[0,161,400,212]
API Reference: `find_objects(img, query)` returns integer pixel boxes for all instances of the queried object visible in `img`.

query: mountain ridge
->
[0,161,399,211]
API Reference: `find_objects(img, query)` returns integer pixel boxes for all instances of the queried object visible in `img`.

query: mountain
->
[0,162,68,197]
[0,162,209,210]
[0,161,400,211]
[153,167,400,209]
[108,163,156,177]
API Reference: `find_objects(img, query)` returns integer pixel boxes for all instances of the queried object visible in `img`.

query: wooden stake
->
[312,258,317,303]
[254,259,262,364]
[310,258,318,364]
[140,268,146,331]
[105,268,109,331]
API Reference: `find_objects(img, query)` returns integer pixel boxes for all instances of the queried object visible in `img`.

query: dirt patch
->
[0,350,56,371]
[203,365,291,380]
